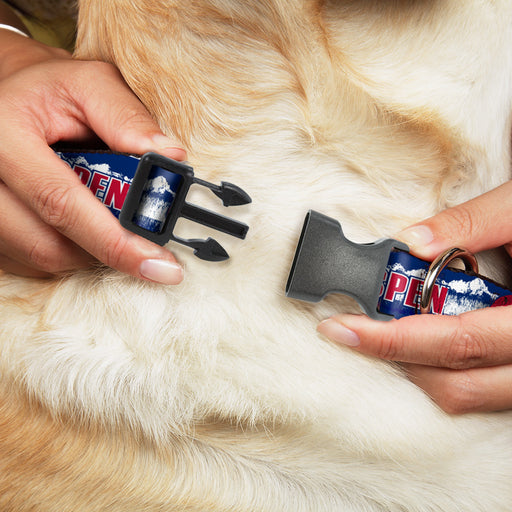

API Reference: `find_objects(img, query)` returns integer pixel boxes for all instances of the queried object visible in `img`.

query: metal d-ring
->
[419,247,479,314]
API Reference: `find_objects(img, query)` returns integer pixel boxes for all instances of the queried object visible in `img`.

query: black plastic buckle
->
[285,210,409,320]
[119,152,251,261]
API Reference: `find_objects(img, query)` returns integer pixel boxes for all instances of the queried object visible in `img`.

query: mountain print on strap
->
[56,150,251,261]
[378,250,512,318]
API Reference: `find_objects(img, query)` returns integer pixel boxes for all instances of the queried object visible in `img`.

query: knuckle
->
[101,233,130,270]
[442,204,476,241]
[374,329,403,360]
[442,317,487,369]
[112,107,150,139]
[120,106,151,127]
[67,61,122,101]
[436,371,482,415]
[33,183,79,231]
[27,238,65,274]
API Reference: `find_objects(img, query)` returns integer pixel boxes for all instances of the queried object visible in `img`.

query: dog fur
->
[1,0,512,510]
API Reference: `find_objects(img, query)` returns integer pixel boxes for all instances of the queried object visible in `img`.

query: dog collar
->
[286,210,512,320]
[56,150,251,261]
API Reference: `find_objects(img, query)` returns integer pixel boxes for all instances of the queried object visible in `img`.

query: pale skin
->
[318,180,512,414]
[0,10,186,284]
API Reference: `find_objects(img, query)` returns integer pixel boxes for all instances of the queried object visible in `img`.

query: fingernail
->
[396,225,434,250]
[139,259,184,285]
[317,319,360,347]
[151,134,187,160]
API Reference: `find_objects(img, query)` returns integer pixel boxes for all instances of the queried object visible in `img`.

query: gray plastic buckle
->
[285,210,409,320]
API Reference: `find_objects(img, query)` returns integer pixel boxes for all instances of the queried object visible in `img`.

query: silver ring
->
[419,247,478,314]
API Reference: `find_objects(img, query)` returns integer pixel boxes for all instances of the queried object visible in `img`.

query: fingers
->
[404,364,512,414]
[1,143,184,282]
[0,58,187,282]
[54,60,187,161]
[317,307,512,413]
[0,181,92,274]
[318,181,512,414]
[0,254,53,278]
[317,307,512,369]
[396,180,512,260]
[9,59,187,161]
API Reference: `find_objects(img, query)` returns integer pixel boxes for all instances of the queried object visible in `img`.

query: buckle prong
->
[119,152,250,261]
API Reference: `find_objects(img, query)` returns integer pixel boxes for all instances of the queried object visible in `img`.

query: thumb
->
[396,181,512,260]
[71,61,187,161]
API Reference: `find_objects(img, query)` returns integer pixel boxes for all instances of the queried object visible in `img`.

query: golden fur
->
[1,0,512,510]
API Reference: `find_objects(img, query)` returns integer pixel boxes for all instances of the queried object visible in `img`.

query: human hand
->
[0,30,186,283]
[318,181,512,414]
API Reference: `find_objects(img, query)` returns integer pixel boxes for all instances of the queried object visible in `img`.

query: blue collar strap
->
[56,150,251,261]
[286,210,511,320]
[53,155,510,318]
[377,249,511,318]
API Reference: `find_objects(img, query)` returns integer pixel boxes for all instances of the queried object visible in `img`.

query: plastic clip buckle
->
[285,210,409,320]
[119,152,251,261]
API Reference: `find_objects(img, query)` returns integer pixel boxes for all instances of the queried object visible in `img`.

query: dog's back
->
[1,1,512,510]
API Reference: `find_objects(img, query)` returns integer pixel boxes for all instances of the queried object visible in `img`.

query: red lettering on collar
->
[89,171,110,199]
[73,165,91,187]
[105,178,130,211]
[404,277,422,309]
[383,270,448,314]
[430,284,448,314]
[384,272,408,302]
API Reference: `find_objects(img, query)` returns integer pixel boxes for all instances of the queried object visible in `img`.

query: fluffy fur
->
[1,0,512,510]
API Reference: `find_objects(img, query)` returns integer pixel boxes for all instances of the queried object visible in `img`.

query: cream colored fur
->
[1,1,512,510]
